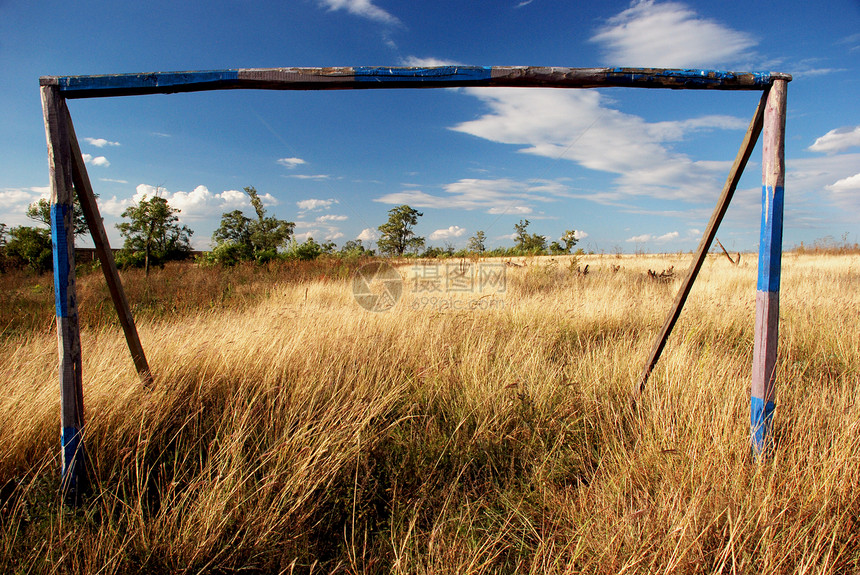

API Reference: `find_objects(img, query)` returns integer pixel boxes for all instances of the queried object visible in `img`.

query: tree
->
[116,194,193,275]
[211,186,294,263]
[513,219,546,254]
[468,230,486,254]
[290,237,323,261]
[339,239,367,257]
[212,209,253,261]
[561,230,579,253]
[27,195,93,238]
[377,205,425,256]
[6,226,53,274]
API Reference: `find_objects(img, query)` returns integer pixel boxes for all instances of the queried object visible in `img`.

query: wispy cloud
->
[316,214,348,222]
[786,153,860,220]
[297,198,338,211]
[451,88,745,203]
[515,0,535,8]
[626,231,679,243]
[286,174,331,180]
[809,126,860,154]
[277,157,307,169]
[591,0,756,68]
[317,0,401,25]
[429,226,467,241]
[99,178,129,184]
[84,137,120,148]
[374,177,569,213]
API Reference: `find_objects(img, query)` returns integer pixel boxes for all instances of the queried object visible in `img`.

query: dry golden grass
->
[1,253,858,573]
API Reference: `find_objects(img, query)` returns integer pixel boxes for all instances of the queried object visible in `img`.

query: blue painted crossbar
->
[40,67,790,98]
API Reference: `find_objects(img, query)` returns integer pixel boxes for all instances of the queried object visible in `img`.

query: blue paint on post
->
[750,396,775,454]
[58,70,240,95]
[61,426,84,488]
[354,66,493,83]
[50,203,71,317]
[756,185,785,292]
[607,68,772,89]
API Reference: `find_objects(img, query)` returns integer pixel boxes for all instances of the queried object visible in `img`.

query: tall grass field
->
[1,253,858,574]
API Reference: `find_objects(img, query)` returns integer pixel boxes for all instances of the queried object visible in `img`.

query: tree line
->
[0,188,578,274]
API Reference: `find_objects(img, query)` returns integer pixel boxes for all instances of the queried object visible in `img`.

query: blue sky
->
[1,0,858,253]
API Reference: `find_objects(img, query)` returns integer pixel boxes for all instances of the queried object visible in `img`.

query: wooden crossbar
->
[40,67,791,99]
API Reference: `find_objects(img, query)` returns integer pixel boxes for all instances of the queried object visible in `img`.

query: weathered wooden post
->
[751,79,787,456]
[41,85,87,500]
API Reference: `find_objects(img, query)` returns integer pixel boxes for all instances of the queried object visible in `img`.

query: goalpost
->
[39,66,790,500]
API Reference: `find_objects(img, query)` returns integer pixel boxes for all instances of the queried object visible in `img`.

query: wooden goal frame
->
[39,66,790,500]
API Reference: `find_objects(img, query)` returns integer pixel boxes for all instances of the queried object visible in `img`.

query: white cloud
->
[84,137,120,148]
[429,226,467,241]
[99,178,129,184]
[452,88,743,203]
[627,234,653,243]
[572,230,588,240]
[515,0,535,7]
[809,126,860,154]
[98,184,272,219]
[82,154,110,167]
[0,187,45,209]
[786,153,860,215]
[0,187,50,225]
[826,173,860,192]
[626,231,679,243]
[317,0,400,24]
[357,228,379,242]
[316,214,348,222]
[98,196,133,217]
[287,174,331,180]
[591,0,756,68]
[297,198,338,211]
[277,157,307,169]
[294,230,320,242]
[488,206,533,215]
[375,177,569,213]
[325,231,345,241]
